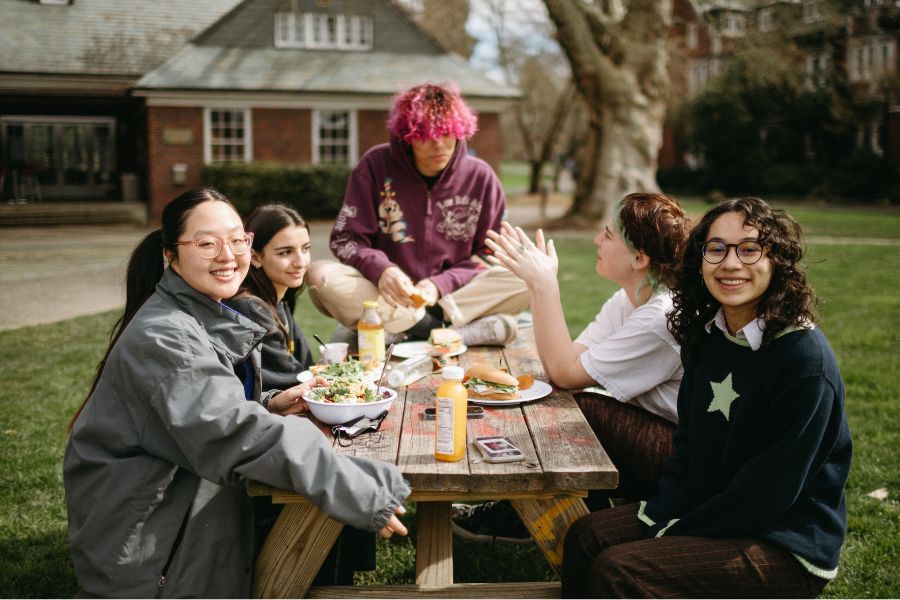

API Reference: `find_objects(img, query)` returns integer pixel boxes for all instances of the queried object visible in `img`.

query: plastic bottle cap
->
[387,369,404,387]
[441,365,464,380]
[362,301,378,308]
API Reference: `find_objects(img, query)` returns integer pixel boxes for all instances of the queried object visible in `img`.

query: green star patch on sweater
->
[708,372,740,420]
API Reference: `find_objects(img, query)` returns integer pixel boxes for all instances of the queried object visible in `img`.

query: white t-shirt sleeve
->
[577,291,682,422]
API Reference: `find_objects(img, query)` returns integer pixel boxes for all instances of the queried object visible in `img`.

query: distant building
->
[0,0,517,222]
[662,0,900,170]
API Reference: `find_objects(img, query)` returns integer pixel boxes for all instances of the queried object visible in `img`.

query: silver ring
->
[518,244,527,253]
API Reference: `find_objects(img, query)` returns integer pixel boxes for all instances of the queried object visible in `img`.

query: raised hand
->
[485,222,558,288]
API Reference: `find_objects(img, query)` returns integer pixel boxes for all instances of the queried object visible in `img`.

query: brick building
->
[662,0,900,171]
[0,0,517,222]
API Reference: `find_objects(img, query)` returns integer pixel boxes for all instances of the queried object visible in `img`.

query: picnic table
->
[247,325,619,598]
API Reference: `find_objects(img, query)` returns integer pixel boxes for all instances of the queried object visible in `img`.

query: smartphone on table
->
[424,405,484,420]
[474,436,525,463]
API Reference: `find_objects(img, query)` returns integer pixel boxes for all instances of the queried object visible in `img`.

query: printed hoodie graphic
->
[378,179,414,243]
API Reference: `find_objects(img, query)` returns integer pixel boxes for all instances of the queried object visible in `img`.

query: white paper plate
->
[392,341,467,359]
[467,379,553,406]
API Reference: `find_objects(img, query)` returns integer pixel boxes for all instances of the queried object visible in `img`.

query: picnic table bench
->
[247,325,618,598]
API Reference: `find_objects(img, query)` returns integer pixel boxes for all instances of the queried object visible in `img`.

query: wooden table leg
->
[415,501,454,585]
[253,502,344,598]
[510,497,589,578]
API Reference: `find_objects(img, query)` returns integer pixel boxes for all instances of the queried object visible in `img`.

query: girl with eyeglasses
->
[64,189,409,597]
[562,197,851,598]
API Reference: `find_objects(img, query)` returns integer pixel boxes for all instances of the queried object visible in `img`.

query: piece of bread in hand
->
[410,288,436,308]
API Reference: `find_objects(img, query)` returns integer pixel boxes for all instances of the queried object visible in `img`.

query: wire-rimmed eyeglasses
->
[701,240,764,265]
[173,233,254,259]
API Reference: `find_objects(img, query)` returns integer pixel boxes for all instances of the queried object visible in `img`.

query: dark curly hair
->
[667,197,818,366]
[615,192,691,294]
[236,204,308,348]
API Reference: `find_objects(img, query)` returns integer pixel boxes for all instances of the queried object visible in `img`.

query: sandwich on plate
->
[428,328,463,354]
[464,364,520,400]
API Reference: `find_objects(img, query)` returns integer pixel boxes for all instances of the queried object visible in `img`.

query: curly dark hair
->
[616,192,691,292]
[667,197,818,366]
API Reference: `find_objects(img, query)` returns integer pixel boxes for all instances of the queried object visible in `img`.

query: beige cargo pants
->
[307,260,530,334]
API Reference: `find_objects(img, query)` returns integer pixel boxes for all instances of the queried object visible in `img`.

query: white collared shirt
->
[705,308,766,351]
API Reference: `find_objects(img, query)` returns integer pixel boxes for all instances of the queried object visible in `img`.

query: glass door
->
[1,117,116,201]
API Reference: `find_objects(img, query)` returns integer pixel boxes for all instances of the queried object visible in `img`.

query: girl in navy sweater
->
[562,197,851,598]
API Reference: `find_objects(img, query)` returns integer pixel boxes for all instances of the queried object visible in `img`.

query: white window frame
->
[802,0,822,23]
[758,7,774,32]
[203,108,253,164]
[312,109,358,165]
[274,12,373,50]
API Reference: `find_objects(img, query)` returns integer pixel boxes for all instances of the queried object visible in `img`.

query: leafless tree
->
[480,0,577,193]
[420,0,477,58]
[544,0,671,222]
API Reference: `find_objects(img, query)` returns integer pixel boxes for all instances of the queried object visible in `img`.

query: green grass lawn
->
[1,207,898,597]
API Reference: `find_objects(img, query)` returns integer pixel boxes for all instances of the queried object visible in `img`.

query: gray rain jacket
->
[64,268,410,598]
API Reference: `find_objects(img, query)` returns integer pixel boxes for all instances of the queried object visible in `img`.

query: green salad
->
[307,377,378,404]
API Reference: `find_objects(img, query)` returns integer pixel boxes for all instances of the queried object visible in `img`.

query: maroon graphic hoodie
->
[330,136,506,297]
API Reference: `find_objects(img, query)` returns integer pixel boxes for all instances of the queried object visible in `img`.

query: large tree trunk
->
[544,0,671,222]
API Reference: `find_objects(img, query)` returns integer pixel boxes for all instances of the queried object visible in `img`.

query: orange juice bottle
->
[434,365,467,462]
[357,301,385,362]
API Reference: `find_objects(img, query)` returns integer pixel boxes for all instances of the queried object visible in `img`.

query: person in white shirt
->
[451,193,691,543]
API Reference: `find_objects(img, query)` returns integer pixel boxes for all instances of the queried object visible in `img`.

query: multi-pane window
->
[721,14,746,35]
[802,0,822,23]
[758,8,774,32]
[314,110,354,165]
[206,109,250,163]
[275,12,373,50]
[686,23,698,49]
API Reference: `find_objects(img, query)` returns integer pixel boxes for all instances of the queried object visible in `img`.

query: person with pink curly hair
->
[308,82,529,348]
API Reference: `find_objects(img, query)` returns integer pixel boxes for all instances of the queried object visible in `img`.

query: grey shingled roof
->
[0,0,242,76]
[136,46,519,98]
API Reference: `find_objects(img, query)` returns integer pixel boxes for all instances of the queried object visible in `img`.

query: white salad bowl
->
[303,387,397,425]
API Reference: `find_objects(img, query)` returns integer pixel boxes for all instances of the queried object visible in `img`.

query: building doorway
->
[1,116,116,202]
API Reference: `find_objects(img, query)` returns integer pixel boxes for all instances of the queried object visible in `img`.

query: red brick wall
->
[147,106,204,223]
[358,109,390,157]
[358,109,502,172]
[253,108,311,162]
[468,111,501,173]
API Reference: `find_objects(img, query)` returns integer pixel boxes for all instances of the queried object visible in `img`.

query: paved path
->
[1,202,896,331]
[0,202,569,331]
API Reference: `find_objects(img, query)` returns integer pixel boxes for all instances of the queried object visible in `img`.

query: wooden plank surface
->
[415,501,453,585]
[459,346,545,493]
[511,497,590,577]
[253,503,344,598]
[306,582,561,598]
[396,357,473,491]
[503,330,619,491]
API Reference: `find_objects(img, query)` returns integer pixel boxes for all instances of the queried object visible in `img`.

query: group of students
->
[63,82,850,598]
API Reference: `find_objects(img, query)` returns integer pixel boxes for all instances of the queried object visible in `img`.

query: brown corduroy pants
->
[574,392,676,510]
[561,503,828,598]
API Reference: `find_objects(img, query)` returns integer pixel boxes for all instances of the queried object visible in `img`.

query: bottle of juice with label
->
[357,301,385,363]
[434,365,467,462]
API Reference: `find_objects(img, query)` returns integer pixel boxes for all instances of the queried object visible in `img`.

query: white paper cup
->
[320,342,349,364]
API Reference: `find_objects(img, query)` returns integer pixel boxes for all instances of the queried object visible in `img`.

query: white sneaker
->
[457,314,518,347]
